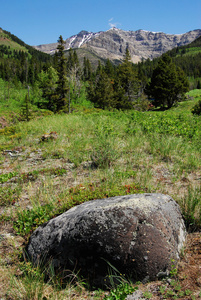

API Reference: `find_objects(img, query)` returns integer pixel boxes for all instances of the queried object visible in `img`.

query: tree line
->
[47,36,189,112]
[137,35,201,89]
[0,32,194,112]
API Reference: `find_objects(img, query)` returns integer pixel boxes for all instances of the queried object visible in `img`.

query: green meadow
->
[0,89,201,299]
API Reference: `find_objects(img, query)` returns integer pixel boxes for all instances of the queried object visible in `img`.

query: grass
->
[0,89,201,299]
[0,30,28,53]
[180,47,201,56]
[0,79,53,129]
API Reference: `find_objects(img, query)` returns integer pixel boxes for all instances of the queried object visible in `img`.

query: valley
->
[0,25,201,299]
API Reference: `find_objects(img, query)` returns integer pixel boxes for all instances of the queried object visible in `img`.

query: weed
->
[158,279,194,299]
[0,126,16,136]
[0,186,20,206]
[143,291,153,299]
[102,260,138,300]
[169,260,178,278]
[13,203,55,235]
[185,289,192,296]
[159,284,166,294]
[91,140,117,168]
[104,283,137,300]
[0,171,18,183]
[165,289,176,297]
[191,99,201,115]
[19,171,38,183]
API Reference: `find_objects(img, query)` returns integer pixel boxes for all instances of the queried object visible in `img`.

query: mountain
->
[34,28,201,63]
[0,28,28,52]
[0,27,52,62]
[0,27,52,84]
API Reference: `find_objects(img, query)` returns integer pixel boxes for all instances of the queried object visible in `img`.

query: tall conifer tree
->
[55,35,68,111]
[146,54,189,109]
[117,48,139,104]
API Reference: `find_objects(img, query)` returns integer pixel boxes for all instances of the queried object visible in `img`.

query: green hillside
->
[167,35,201,57]
[168,36,201,87]
[0,28,52,84]
[0,29,28,52]
[0,28,51,60]
[65,47,107,69]
[137,35,201,89]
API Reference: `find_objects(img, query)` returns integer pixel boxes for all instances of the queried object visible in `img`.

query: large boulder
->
[26,193,186,288]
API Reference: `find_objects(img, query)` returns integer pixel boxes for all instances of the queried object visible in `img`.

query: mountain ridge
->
[33,28,201,63]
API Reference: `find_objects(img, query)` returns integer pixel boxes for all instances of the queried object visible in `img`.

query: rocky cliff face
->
[34,28,201,63]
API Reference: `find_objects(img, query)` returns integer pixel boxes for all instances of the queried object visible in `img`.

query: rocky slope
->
[34,28,201,63]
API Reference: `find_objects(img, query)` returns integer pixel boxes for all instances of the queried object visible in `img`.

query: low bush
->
[191,99,201,115]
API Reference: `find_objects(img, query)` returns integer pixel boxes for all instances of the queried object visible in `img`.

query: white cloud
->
[108,18,121,28]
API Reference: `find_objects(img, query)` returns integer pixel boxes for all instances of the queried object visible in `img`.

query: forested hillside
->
[137,35,201,89]
[0,28,52,84]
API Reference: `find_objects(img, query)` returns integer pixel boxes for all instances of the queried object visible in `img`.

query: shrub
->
[191,100,201,115]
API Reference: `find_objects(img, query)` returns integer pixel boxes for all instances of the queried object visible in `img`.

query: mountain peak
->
[77,30,91,37]
[33,28,201,63]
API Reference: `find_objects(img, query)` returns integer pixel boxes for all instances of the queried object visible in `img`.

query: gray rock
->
[26,193,186,288]
[126,290,144,300]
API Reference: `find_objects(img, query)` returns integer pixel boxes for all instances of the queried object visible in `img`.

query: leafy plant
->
[143,291,153,299]
[191,99,201,115]
[104,283,137,300]
[0,171,18,183]
[169,260,178,278]
[0,126,16,136]
[13,203,55,235]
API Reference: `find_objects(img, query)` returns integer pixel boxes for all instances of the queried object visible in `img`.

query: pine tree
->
[83,57,92,81]
[87,70,114,109]
[104,59,115,78]
[117,48,139,105]
[197,80,201,89]
[96,61,102,76]
[37,66,58,111]
[113,78,132,109]
[21,92,31,121]
[146,54,189,109]
[55,35,68,112]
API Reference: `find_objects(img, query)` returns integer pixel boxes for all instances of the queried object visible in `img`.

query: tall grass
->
[3,106,200,227]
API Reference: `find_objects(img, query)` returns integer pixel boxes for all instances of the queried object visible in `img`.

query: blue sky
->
[1,0,200,46]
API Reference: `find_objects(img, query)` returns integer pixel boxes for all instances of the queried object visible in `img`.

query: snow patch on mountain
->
[64,31,103,49]
[78,33,95,47]
[67,36,77,49]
